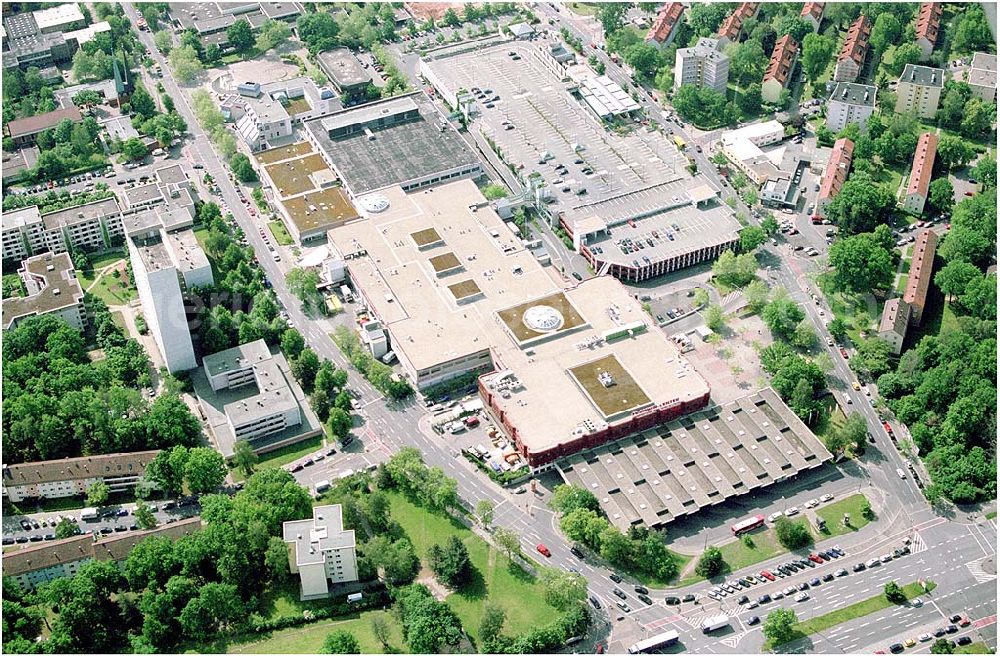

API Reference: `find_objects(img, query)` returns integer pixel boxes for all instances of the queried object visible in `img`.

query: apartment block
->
[903,229,939,326]
[718,2,759,43]
[202,340,303,443]
[800,2,825,31]
[966,52,997,103]
[646,3,685,50]
[1,197,124,263]
[817,138,854,218]
[902,132,938,216]
[895,64,945,118]
[283,504,359,600]
[1,252,85,332]
[2,450,160,503]
[825,82,877,132]
[914,2,943,59]
[834,14,870,83]
[674,38,729,93]
[235,90,294,152]
[762,35,798,103]
[878,298,912,355]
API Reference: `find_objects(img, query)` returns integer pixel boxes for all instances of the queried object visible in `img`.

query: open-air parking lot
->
[423,41,688,214]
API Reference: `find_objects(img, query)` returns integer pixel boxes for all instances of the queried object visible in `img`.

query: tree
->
[763,608,799,647]
[827,317,847,341]
[229,153,257,182]
[323,631,361,654]
[225,19,255,53]
[121,137,149,161]
[736,82,763,117]
[297,11,340,53]
[184,447,226,494]
[931,638,955,654]
[935,260,981,301]
[826,173,896,235]
[492,527,520,561]
[744,279,770,314]
[826,412,867,455]
[829,230,895,293]
[883,580,906,604]
[427,535,472,588]
[482,183,507,200]
[134,501,158,530]
[55,517,81,538]
[712,250,758,288]
[773,517,812,550]
[672,84,732,127]
[479,603,506,643]
[623,42,662,79]
[328,407,352,440]
[739,226,767,252]
[687,3,730,36]
[130,83,156,120]
[791,319,817,350]
[550,484,600,514]
[232,440,258,479]
[476,499,495,527]
[168,44,203,84]
[286,267,322,309]
[146,445,188,495]
[693,287,710,309]
[154,29,173,54]
[728,39,767,87]
[937,136,975,171]
[596,3,628,35]
[704,304,726,331]
[539,568,588,610]
[939,194,996,267]
[762,294,805,340]
[394,584,463,653]
[86,481,110,507]
[869,14,902,57]
[801,33,834,81]
[951,5,993,55]
[885,42,922,77]
[774,16,812,43]
[695,545,725,577]
[926,178,955,217]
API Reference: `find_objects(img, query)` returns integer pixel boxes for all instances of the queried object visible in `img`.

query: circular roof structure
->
[358,193,390,213]
[523,305,564,332]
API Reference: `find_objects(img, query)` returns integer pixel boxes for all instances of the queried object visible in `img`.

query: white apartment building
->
[719,120,784,185]
[825,82,877,132]
[282,504,359,600]
[674,37,729,93]
[966,52,997,103]
[235,91,294,151]
[1,251,85,332]
[202,340,303,443]
[1,198,124,263]
[895,64,945,118]
[1,450,160,503]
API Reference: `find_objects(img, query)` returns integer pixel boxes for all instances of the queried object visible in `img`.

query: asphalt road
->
[127,6,994,653]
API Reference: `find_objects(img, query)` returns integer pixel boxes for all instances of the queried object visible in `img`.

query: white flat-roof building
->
[236,93,294,152]
[674,37,729,93]
[202,340,303,443]
[719,120,784,185]
[895,64,945,119]
[282,504,358,600]
[826,82,877,132]
[1,251,85,332]
[966,52,997,103]
[32,3,85,33]
[579,75,640,119]
[1,198,124,263]
[327,179,712,470]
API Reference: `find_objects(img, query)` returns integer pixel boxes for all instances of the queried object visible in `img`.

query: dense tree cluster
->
[773,517,812,550]
[824,172,896,235]
[672,84,734,128]
[758,338,826,421]
[3,314,201,463]
[394,584,464,653]
[695,545,726,578]
[828,225,897,293]
[378,448,458,512]
[553,486,678,582]
[427,536,473,588]
[332,325,413,399]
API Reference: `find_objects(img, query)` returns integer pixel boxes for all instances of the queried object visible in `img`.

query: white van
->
[381,350,396,365]
[315,480,331,493]
[896,468,906,479]
[347,592,363,603]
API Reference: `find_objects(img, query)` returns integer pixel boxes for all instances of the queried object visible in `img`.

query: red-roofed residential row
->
[903,229,939,325]
[718,2,759,42]
[762,35,799,101]
[834,14,871,82]
[903,132,938,215]
[800,2,825,29]
[817,138,854,217]
[646,3,685,48]
[915,3,943,57]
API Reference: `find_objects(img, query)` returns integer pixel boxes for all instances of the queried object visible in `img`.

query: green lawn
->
[812,394,847,445]
[567,2,599,16]
[111,310,128,331]
[940,302,961,335]
[815,493,872,537]
[874,164,906,199]
[385,490,561,646]
[268,220,294,246]
[957,642,994,654]
[718,526,788,574]
[232,437,324,482]
[765,581,936,649]
[229,609,405,654]
[817,274,878,343]
[986,511,997,521]
[78,252,127,290]
[90,272,137,306]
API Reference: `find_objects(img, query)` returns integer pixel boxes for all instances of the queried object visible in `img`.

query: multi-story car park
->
[327,178,713,471]
[0,251,86,332]
[556,388,832,530]
[1,450,160,503]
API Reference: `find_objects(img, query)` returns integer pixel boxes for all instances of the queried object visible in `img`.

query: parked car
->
[536,544,551,557]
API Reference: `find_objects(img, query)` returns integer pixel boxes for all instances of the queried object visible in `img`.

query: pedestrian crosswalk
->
[909,532,928,555]
[720,631,749,648]
[965,558,997,583]
[686,607,742,631]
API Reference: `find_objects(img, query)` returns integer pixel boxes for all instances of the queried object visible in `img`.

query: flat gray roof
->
[305,93,479,195]
[283,504,355,567]
[2,252,83,324]
[317,48,370,89]
[318,96,418,134]
[203,338,273,378]
[900,63,944,87]
[556,388,834,530]
[829,82,876,107]
[41,197,120,230]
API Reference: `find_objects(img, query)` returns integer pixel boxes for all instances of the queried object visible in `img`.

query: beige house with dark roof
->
[1,450,160,503]
[878,298,911,355]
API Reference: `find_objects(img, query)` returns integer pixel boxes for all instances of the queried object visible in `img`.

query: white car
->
[820,493,834,503]
[795,592,809,602]
[768,511,784,522]
[918,632,932,643]
[805,499,820,509]
[784,506,800,517]
[913,598,923,607]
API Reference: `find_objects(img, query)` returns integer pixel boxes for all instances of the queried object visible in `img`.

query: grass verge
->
[957,642,993,654]
[764,581,937,650]
[815,493,872,537]
[228,609,405,654]
[986,511,997,520]
[232,436,324,482]
[268,220,294,246]
[718,526,788,573]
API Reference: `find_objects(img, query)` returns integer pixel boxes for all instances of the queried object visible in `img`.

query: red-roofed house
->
[800,2,825,31]
[834,14,871,82]
[817,138,854,218]
[902,132,938,215]
[762,35,799,102]
[915,3,943,59]
[903,229,939,325]
[646,3,685,49]
[4,106,83,147]
[718,2,759,44]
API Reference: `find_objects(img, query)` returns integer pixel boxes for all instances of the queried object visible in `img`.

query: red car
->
[839,347,849,359]
[464,416,480,428]
[760,570,776,581]
[959,616,971,627]
[536,544,551,557]
[964,191,975,196]
[808,553,824,563]
[883,422,894,435]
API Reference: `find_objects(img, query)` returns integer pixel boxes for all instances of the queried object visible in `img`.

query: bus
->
[673,135,686,150]
[731,514,765,536]
[628,630,679,654]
